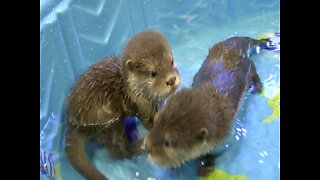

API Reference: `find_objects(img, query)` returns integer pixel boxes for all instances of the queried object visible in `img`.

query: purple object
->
[265,32,280,53]
[40,150,55,180]
[124,116,139,143]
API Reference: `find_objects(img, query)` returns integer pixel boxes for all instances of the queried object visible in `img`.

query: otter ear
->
[196,127,208,141]
[126,59,135,71]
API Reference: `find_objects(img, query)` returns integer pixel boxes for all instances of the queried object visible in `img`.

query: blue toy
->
[124,116,139,143]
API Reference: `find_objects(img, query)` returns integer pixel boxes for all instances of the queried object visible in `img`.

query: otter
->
[65,31,180,180]
[144,37,270,176]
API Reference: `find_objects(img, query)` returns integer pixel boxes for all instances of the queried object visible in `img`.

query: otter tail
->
[65,127,108,180]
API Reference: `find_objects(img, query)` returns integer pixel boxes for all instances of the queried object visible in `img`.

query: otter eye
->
[171,60,174,65]
[163,139,171,147]
[150,71,157,77]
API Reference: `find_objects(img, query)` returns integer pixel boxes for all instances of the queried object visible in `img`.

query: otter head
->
[121,31,180,103]
[144,88,227,168]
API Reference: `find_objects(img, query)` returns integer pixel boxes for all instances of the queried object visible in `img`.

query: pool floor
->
[40,0,279,179]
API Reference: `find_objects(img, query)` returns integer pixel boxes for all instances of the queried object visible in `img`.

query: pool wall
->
[40,0,279,179]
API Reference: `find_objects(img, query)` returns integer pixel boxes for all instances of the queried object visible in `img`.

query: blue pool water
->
[40,0,280,179]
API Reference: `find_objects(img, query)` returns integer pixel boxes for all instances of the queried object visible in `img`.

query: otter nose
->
[166,76,176,86]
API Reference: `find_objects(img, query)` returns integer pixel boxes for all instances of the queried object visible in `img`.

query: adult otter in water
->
[144,37,270,176]
[65,31,180,180]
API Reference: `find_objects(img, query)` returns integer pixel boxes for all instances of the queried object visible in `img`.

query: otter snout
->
[166,76,177,86]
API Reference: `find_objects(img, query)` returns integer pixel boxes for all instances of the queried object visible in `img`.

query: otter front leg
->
[249,62,262,93]
[106,135,144,158]
[129,138,145,155]
[104,129,134,158]
[198,152,215,176]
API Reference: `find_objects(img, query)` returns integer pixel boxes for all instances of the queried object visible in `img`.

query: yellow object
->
[200,168,248,180]
[262,92,280,123]
[257,32,274,40]
[54,163,61,180]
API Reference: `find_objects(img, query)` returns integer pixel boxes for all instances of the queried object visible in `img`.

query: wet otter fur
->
[145,37,269,176]
[193,37,265,105]
[65,31,180,180]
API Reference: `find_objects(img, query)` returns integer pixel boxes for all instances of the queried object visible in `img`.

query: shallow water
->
[40,0,279,179]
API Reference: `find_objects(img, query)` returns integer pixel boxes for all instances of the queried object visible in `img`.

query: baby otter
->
[145,37,270,176]
[65,31,180,180]
[145,87,235,175]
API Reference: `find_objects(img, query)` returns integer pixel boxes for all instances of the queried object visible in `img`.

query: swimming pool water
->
[40,0,280,179]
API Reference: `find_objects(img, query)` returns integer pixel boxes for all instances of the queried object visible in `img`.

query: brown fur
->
[145,37,268,176]
[145,87,235,167]
[65,31,180,180]
[193,37,265,106]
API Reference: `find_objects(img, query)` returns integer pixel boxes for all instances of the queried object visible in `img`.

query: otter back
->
[67,57,124,127]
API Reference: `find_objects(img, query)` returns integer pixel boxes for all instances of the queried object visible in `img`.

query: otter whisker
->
[182,161,194,175]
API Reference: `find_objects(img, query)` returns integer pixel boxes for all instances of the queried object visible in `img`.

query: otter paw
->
[108,146,133,159]
[198,166,215,177]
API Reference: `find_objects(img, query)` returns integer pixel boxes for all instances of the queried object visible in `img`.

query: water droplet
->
[258,160,264,164]
[235,135,239,140]
[256,46,260,54]
[263,150,268,156]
